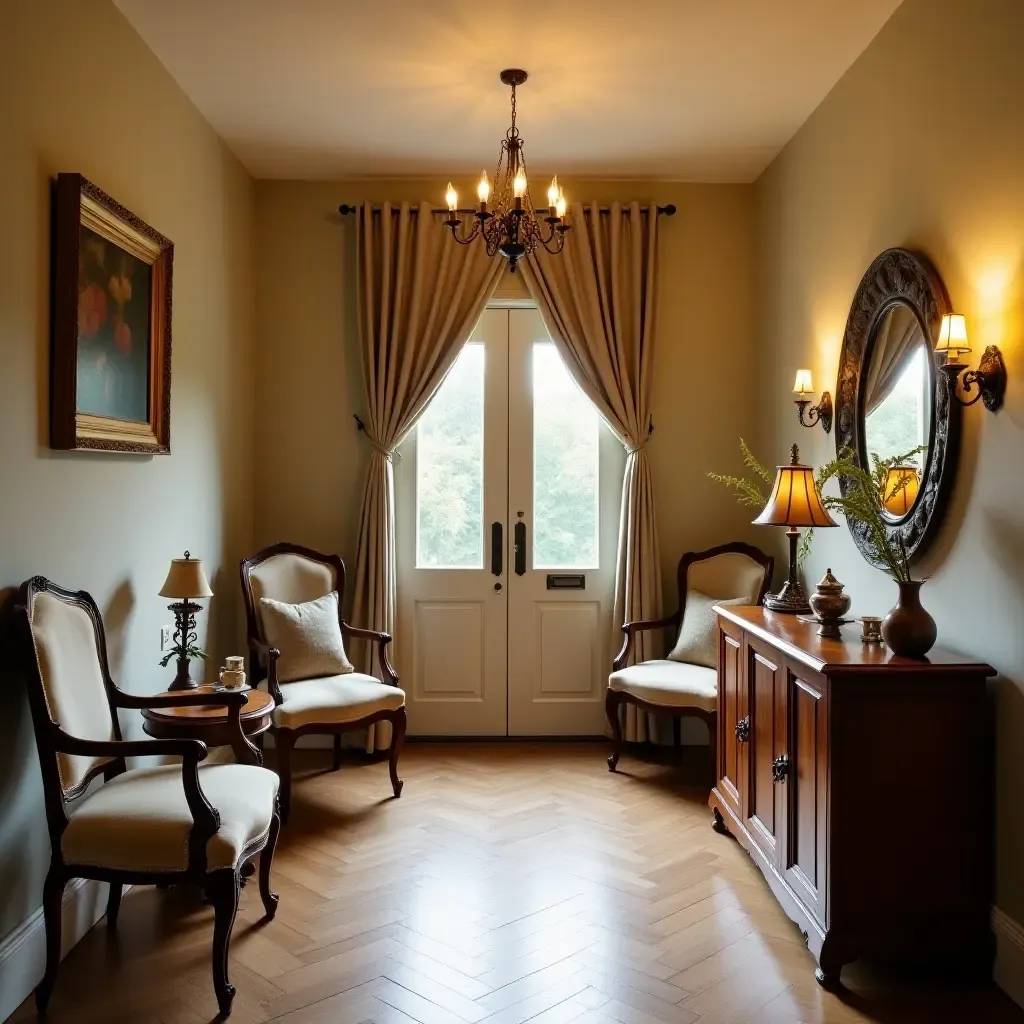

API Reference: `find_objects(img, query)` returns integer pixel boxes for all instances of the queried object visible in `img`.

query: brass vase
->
[881,580,937,658]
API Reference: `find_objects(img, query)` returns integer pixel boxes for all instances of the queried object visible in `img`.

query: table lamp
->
[159,550,213,690]
[753,444,837,613]
[881,464,920,517]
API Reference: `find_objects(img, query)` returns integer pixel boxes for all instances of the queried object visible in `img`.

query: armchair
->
[240,543,406,822]
[606,542,774,778]
[15,577,281,1018]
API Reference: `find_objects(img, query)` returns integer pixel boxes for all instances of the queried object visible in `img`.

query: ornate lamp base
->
[764,578,811,615]
[167,599,202,691]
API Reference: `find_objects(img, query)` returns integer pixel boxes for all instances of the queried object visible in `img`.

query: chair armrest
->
[612,613,681,672]
[53,729,208,762]
[248,637,283,704]
[113,689,249,711]
[342,622,399,687]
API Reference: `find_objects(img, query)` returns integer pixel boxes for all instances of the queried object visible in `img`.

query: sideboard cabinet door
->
[783,666,828,926]
[745,635,787,868]
[716,619,746,822]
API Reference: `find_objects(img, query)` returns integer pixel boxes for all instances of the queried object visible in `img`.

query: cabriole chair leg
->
[605,690,624,771]
[259,809,281,919]
[36,865,65,1012]
[207,870,240,1018]
[276,728,294,824]
[389,708,407,797]
[106,882,122,931]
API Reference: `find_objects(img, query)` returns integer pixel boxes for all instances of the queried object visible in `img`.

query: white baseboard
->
[0,878,111,1023]
[994,905,1024,1009]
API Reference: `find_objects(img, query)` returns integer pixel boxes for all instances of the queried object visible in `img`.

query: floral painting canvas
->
[76,225,153,422]
[51,174,173,453]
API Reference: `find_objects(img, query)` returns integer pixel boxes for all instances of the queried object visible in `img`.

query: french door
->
[395,307,624,735]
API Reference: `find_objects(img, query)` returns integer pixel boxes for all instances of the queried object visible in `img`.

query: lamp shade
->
[159,552,213,599]
[793,369,814,397]
[936,313,971,359]
[753,445,837,528]
[882,464,920,517]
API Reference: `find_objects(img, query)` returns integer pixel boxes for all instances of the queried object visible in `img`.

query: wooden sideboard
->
[709,605,995,987]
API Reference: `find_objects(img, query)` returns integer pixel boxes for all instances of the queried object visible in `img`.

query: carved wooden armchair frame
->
[15,577,280,1018]
[606,542,774,775]
[240,542,407,822]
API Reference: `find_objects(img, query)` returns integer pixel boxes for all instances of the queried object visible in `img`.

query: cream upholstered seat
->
[16,577,282,1018]
[63,763,278,873]
[606,543,774,776]
[241,543,408,822]
[274,675,405,730]
[608,661,718,714]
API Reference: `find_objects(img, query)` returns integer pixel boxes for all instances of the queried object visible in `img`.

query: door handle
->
[514,521,526,576]
[491,522,503,576]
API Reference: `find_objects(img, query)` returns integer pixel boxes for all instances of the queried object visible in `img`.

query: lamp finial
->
[790,444,800,465]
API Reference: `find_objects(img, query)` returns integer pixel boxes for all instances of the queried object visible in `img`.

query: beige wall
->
[0,0,254,942]
[254,178,758,605]
[755,0,1024,942]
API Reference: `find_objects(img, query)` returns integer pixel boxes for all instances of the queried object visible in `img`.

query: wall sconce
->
[793,369,833,433]
[934,314,1007,411]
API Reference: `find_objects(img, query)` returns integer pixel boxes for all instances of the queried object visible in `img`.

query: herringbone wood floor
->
[11,744,1022,1024]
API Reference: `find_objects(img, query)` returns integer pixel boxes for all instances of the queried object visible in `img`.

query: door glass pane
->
[533,343,599,568]
[416,344,484,568]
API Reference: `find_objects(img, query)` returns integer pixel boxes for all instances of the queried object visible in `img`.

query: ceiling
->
[115,0,902,183]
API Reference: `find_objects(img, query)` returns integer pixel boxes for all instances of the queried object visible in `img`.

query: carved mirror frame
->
[835,248,960,565]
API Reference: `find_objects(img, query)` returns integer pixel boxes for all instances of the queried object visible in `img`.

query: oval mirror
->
[835,249,960,567]
[862,302,933,521]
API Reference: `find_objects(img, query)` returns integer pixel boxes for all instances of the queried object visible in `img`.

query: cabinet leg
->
[711,807,729,835]
[814,965,842,989]
[815,937,844,989]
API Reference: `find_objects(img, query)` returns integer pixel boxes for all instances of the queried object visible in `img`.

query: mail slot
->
[546,574,586,590]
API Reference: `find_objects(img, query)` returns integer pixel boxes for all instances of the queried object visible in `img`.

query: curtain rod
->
[337,203,676,217]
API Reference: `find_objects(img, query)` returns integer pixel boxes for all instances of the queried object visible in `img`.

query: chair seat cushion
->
[608,660,718,712]
[273,673,405,730]
[62,763,279,873]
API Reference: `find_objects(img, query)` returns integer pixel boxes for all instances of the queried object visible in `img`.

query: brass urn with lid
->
[809,568,851,639]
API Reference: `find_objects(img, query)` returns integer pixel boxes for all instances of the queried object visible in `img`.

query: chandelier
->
[444,69,570,273]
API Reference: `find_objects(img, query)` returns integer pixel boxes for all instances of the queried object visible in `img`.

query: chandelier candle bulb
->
[445,182,458,213]
[513,168,527,200]
[477,171,490,207]
[556,189,567,220]
[547,176,559,214]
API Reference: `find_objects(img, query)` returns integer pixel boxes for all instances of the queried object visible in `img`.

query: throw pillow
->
[666,591,748,668]
[259,591,354,683]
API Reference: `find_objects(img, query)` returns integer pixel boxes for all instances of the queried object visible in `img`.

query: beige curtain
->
[520,201,663,743]
[865,304,926,413]
[351,202,503,749]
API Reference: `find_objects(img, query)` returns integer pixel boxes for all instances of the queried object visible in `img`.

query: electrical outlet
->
[160,625,173,651]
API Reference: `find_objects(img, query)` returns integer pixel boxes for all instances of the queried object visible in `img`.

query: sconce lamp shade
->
[882,464,920,517]
[753,446,837,528]
[936,314,971,359]
[159,552,213,599]
[793,369,814,397]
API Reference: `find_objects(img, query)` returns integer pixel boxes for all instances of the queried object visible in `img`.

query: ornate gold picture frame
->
[51,173,173,453]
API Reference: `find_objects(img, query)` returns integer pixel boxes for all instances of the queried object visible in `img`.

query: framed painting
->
[51,173,173,453]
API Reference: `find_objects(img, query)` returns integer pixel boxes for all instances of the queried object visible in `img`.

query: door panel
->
[746,637,785,866]
[785,669,828,924]
[395,311,509,735]
[507,308,623,735]
[717,620,745,821]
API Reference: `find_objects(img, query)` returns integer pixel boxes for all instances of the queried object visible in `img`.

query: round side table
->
[142,686,274,766]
